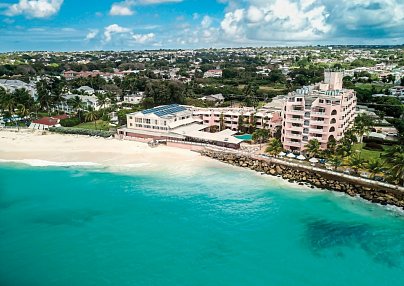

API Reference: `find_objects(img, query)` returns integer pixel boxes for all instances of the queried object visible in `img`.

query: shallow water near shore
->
[1,162,404,286]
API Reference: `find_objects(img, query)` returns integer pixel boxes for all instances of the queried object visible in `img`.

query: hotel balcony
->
[287,125,303,132]
[287,133,302,138]
[287,110,305,116]
[309,128,324,134]
[284,141,302,147]
[310,120,327,125]
[286,117,303,123]
[311,111,330,117]
[309,136,327,143]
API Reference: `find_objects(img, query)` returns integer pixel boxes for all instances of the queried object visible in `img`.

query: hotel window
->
[297,98,302,102]
[129,123,133,126]
[129,116,133,120]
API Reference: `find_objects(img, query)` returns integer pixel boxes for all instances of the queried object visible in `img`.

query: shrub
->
[364,142,384,151]
[60,117,81,127]
[49,127,115,138]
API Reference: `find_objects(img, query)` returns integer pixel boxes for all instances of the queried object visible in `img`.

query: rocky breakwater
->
[200,150,404,210]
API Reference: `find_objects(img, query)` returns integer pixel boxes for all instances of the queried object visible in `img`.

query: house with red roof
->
[29,115,69,130]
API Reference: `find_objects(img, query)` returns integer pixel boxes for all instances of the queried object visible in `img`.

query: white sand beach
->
[0,130,206,172]
[0,129,321,192]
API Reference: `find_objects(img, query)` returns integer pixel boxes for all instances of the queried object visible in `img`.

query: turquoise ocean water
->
[0,162,403,286]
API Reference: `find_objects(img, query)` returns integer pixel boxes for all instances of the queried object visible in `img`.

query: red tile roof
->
[32,114,69,126]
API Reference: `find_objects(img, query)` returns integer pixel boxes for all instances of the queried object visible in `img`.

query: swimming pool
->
[234,134,252,140]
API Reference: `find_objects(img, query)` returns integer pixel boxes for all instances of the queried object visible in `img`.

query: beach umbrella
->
[286,153,296,158]
[278,151,286,157]
[309,158,318,163]
[297,155,306,160]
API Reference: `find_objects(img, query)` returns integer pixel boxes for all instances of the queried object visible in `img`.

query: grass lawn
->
[354,83,393,92]
[74,120,110,131]
[351,143,389,161]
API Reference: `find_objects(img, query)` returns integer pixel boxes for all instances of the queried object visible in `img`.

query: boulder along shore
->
[199,150,404,210]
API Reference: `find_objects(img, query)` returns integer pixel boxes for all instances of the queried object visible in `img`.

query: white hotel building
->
[118,104,243,149]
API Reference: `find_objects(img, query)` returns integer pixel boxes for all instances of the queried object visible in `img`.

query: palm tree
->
[382,146,404,185]
[1,92,16,114]
[85,109,99,130]
[348,154,365,175]
[237,114,244,132]
[219,112,225,131]
[96,93,108,113]
[36,79,53,114]
[328,156,343,171]
[326,137,337,155]
[68,96,85,121]
[305,139,320,158]
[252,129,269,149]
[353,113,372,143]
[266,138,283,156]
[31,102,41,120]
[388,152,404,186]
[366,159,384,179]
[52,93,65,112]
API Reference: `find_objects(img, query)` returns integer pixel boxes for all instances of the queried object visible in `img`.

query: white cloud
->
[109,0,134,16]
[136,0,182,4]
[104,24,131,42]
[132,33,155,43]
[219,0,330,43]
[5,0,63,18]
[85,29,99,40]
[201,15,212,28]
[109,0,183,16]
[216,0,404,45]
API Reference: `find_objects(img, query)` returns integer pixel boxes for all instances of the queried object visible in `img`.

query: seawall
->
[199,149,404,209]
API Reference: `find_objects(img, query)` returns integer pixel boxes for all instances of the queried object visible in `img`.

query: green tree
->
[348,154,365,175]
[353,113,373,143]
[382,145,404,185]
[305,139,320,158]
[67,96,85,121]
[36,79,53,114]
[336,129,357,156]
[237,114,244,132]
[85,109,99,130]
[265,138,283,155]
[219,113,225,131]
[96,93,108,115]
[328,156,343,171]
[252,129,269,148]
[366,159,385,179]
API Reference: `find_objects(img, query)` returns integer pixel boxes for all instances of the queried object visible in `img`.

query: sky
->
[0,0,403,52]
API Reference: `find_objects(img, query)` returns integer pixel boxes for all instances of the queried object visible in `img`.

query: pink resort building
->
[281,70,357,152]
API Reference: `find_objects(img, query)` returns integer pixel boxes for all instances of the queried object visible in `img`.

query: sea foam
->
[0,159,100,167]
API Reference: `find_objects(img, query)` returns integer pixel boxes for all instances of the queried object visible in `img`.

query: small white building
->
[199,93,224,103]
[59,94,108,112]
[77,86,95,95]
[123,92,144,105]
[203,69,223,78]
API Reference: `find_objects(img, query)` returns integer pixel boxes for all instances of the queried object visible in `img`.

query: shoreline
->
[199,149,404,210]
[1,129,403,211]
